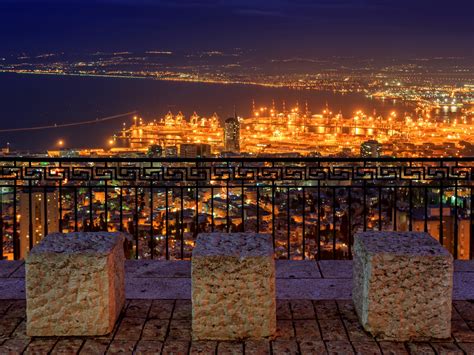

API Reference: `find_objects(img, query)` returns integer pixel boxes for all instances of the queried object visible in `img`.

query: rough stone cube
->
[353,231,453,341]
[192,233,276,340]
[26,232,127,336]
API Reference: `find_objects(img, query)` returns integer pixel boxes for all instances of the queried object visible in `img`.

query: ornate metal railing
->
[0,157,472,260]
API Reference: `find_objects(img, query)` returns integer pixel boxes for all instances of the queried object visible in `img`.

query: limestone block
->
[192,233,276,340]
[353,231,453,341]
[26,232,127,336]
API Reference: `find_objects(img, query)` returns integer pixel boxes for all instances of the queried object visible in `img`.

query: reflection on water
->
[0,73,463,151]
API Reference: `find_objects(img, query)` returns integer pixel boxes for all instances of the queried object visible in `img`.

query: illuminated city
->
[0,0,473,353]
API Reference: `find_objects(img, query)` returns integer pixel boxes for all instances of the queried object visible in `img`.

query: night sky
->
[0,0,473,58]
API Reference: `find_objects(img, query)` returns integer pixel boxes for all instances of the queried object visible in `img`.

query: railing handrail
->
[0,156,473,163]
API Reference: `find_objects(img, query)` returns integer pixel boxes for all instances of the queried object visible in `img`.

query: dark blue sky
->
[0,0,473,58]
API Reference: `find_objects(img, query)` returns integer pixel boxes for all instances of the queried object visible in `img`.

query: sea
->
[0,73,419,151]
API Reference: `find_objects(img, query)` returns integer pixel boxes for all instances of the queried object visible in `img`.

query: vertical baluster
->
[134,186,139,259]
[104,162,108,232]
[348,187,352,258]
[226,179,230,233]
[256,186,260,234]
[332,187,336,259]
[166,186,169,260]
[271,181,275,250]
[89,183,93,230]
[363,180,367,232]
[13,165,18,260]
[317,180,321,261]
[28,162,33,251]
[210,187,214,232]
[302,187,305,260]
[470,187,473,260]
[180,186,184,260]
[59,162,63,233]
[287,186,290,259]
[119,187,123,232]
[149,183,154,259]
[393,187,397,231]
[424,186,428,233]
[408,180,413,232]
[439,163,444,246]
[378,186,382,231]
[453,174,458,259]
[43,186,49,236]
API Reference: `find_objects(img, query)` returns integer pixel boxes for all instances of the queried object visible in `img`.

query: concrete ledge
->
[1,260,473,300]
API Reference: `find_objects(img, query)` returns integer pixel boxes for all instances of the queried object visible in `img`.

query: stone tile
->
[451,306,463,321]
[314,300,340,320]
[276,300,292,320]
[318,260,352,279]
[244,340,270,354]
[173,300,191,320]
[277,279,351,300]
[0,317,22,338]
[125,300,152,318]
[454,301,474,321]
[167,320,191,341]
[79,339,110,354]
[0,261,24,278]
[0,339,30,354]
[51,338,84,354]
[9,264,25,278]
[299,340,326,354]
[343,319,373,342]
[0,300,11,315]
[293,320,321,341]
[141,319,169,341]
[378,341,409,355]
[271,340,299,354]
[336,300,358,322]
[135,340,163,355]
[325,341,354,354]
[405,342,435,354]
[275,320,295,340]
[458,342,474,354]
[451,319,474,342]
[276,260,321,279]
[216,341,244,354]
[290,300,315,320]
[126,278,191,300]
[161,340,189,355]
[189,340,217,354]
[125,260,191,278]
[149,300,174,319]
[454,260,474,272]
[94,314,122,341]
[107,340,136,353]
[453,273,474,300]
[3,300,25,318]
[24,338,57,354]
[319,318,348,341]
[430,342,464,355]
[352,341,381,354]
[0,279,25,300]
[10,320,28,340]
[114,317,146,340]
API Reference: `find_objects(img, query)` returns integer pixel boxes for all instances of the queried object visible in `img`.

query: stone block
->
[192,233,276,340]
[26,232,127,336]
[353,231,453,341]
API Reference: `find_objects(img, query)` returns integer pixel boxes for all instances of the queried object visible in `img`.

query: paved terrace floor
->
[0,260,473,354]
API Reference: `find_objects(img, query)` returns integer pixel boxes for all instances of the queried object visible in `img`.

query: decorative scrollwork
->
[0,159,471,187]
